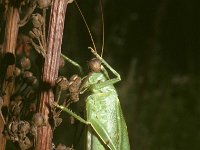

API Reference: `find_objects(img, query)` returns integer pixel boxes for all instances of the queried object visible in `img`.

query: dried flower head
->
[20,57,31,70]
[69,75,81,93]
[31,28,42,38]
[37,0,52,9]
[32,113,46,127]
[9,122,18,133]
[18,121,31,137]
[70,93,79,102]
[59,57,65,69]
[14,67,21,77]
[56,76,69,91]
[56,144,67,150]
[26,76,38,86]
[32,13,44,28]
[22,71,33,78]
[18,136,33,150]
[10,96,23,116]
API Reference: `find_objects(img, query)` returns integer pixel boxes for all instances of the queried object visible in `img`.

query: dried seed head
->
[69,74,81,83]
[11,105,22,116]
[18,121,31,135]
[14,67,21,77]
[32,113,45,127]
[54,117,62,128]
[22,71,33,78]
[67,0,74,4]
[59,57,65,69]
[52,143,56,150]
[37,0,52,9]
[69,75,81,102]
[56,144,67,150]
[50,110,62,129]
[32,13,44,28]
[32,28,42,38]
[69,74,79,82]
[70,93,79,102]
[10,96,23,116]
[56,76,69,91]
[26,76,38,86]
[18,136,33,150]
[69,75,81,95]
[9,121,19,133]
[88,58,101,72]
[20,57,31,70]
[30,125,37,137]
[29,30,36,39]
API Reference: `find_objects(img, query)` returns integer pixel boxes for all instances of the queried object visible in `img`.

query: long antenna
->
[74,0,97,52]
[100,0,104,57]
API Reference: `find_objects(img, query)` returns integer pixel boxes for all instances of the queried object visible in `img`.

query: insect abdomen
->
[86,91,130,150]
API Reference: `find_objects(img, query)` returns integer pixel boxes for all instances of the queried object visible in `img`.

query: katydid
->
[56,49,131,150]
[55,0,131,149]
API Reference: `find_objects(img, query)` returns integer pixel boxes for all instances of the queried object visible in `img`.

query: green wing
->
[90,118,117,150]
[116,101,131,150]
[86,92,130,150]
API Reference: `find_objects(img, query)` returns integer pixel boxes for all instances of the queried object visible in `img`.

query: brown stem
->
[35,0,68,149]
[0,6,19,150]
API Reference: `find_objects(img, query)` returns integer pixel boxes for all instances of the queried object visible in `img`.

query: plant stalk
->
[35,0,68,149]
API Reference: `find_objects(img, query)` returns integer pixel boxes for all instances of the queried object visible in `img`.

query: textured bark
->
[35,0,68,149]
[0,6,19,150]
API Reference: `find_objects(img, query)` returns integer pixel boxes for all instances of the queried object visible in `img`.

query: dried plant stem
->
[35,0,68,149]
[0,6,19,150]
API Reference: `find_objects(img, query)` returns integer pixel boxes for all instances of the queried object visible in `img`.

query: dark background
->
[56,0,200,149]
